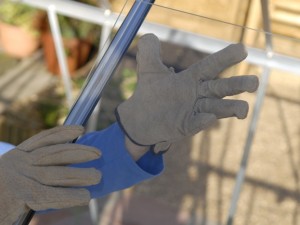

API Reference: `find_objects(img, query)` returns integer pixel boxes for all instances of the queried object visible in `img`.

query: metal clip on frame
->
[16,0,155,224]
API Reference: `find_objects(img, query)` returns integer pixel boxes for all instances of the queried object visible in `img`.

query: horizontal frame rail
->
[19,0,300,75]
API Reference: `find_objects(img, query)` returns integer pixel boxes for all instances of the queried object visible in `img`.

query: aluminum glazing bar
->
[64,0,155,125]
[17,1,155,224]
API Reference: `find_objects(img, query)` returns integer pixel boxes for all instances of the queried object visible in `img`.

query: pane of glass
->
[93,1,300,225]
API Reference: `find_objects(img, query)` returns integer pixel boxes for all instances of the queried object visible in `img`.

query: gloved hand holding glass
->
[116,33,259,153]
[0,126,101,225]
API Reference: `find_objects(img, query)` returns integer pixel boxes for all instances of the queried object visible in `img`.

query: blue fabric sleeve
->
[0,123,164,200]
[75,122,164,199]
[0,142,15,155]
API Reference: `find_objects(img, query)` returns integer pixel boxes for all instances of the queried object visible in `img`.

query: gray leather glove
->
[0,126,101,225]
[116,33,259,153]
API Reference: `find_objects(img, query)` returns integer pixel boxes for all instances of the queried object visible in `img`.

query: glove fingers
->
[32,144,101,166]
[18,125,84,152]
[27,186,90,210]
[185,113,217,136]
[184,43,247,80]
[198,75,259,98]
[136,33,170,75]
[196,98,249,119]
[28,166,101,187]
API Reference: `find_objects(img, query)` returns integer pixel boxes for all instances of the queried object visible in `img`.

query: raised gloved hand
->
[116,33,259,153]
[0,126,101,225]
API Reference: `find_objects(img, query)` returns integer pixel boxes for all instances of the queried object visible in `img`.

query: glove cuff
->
[153,142,171,154]
[115,108,171,155]
[115,107,146,147]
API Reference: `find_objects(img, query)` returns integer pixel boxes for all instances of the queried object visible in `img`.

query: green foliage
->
[38,101,61,128]
[36,93,67,128]
[0,0,101,43]
[58,15,100,45]
[73,76,87,89]
[121,68,137,98]
[58,0,101,45]
[0,0,40,34]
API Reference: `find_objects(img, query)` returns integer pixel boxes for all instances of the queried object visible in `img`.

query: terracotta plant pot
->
[41,31,92,76]
[0,22,40,58]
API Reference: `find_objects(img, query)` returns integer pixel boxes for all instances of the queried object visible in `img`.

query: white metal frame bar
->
[47,6,73,109]
[226,1,274,224]
[19,0,300,75]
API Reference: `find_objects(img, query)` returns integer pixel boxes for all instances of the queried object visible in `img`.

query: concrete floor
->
[0,51,56,114]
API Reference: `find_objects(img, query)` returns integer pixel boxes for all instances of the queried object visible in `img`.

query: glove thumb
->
[136,33,169,76]
[17,126,84,152]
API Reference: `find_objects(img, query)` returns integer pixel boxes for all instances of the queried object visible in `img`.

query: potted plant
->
[0,0,44,58]
[41,0,101,75]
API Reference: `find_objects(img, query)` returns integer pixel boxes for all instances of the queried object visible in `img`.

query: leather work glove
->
[0,126,101,225]
[116,33,259,153]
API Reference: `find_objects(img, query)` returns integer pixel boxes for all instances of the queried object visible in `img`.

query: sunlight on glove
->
[0,126,101,225]
[116,33,259,153]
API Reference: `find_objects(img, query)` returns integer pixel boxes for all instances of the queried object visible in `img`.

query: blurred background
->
[0,0,300,224]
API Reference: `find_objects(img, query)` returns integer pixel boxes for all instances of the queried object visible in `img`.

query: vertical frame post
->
[47,5,73,109]
[226,1,273,224]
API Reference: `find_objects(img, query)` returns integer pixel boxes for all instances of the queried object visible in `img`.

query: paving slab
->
[0,51,57,113]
